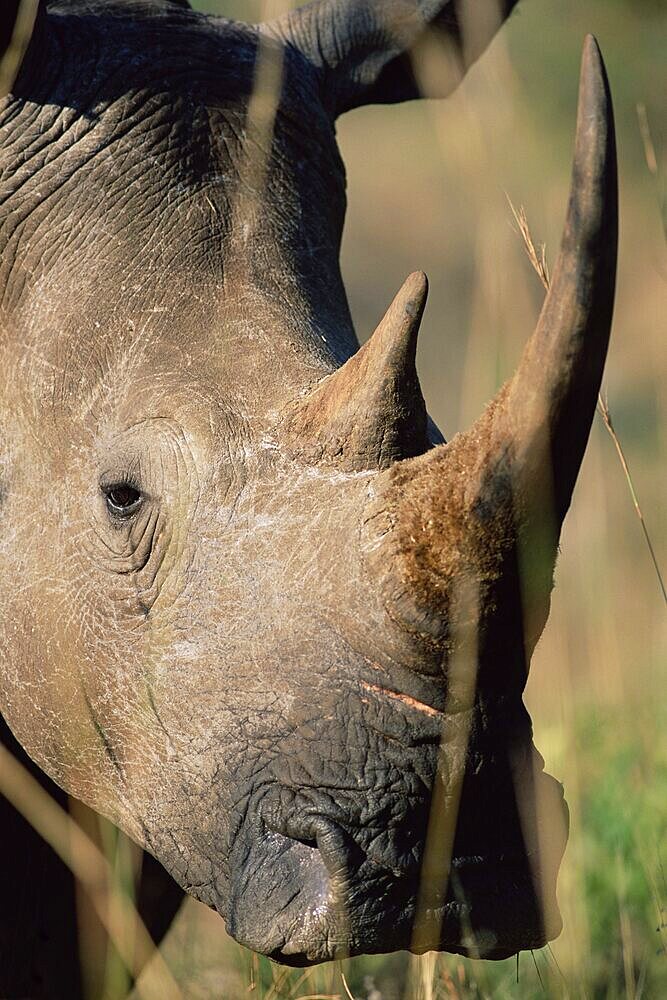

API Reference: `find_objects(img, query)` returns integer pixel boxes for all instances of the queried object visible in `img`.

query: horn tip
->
[574,32,617,235]
[583,33,601,58]
[580,33,612,111]
[374,271,428,357]
[404,270,429,310]
[399,270,429,327]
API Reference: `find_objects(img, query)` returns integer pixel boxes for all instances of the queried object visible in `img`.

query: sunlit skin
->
[0,0,616,967]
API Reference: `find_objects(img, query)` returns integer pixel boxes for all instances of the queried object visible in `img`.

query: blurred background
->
[145,0,665,997]
[18,0,663,997]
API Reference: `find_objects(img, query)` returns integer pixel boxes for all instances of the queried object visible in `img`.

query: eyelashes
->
[101,478,144,520]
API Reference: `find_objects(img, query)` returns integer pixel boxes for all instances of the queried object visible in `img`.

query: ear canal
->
[283,272,431,472]
[362,36,618,656]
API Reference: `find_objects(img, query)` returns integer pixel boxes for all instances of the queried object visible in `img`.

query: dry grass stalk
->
[412,576,480,955]
[507,196,551,291]
[0,743,183,1000]
[265,966,292,1000]
[637,102,666,242]
[339,970,357,1000]
[294,995,341,1000]
[637,103,659,179]
[507,196,666,607]
[596,391,666,605]
[284,966,314,998]
[0,0,41,97]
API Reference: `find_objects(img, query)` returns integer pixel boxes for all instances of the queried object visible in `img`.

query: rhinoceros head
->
[0,0,616,965]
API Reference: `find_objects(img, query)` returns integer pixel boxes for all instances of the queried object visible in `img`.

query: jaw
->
[220,765,568,966]
[133,644,569,968]
[222,835,566,966]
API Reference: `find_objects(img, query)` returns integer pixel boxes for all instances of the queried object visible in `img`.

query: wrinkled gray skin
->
[0,0,576,965]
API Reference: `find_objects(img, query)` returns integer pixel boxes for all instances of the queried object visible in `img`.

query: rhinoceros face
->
[0,0,616,966]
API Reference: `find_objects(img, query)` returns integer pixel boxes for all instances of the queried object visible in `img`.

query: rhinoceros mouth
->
[223,830,561,965]
[224,818,356,964]
[221,772,567,965]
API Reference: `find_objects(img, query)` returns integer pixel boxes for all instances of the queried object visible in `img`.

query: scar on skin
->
[360,681,443,718]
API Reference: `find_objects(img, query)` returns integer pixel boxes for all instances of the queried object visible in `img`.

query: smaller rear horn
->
[283,272,431,471]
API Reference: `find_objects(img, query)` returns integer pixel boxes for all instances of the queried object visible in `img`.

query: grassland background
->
[50,0,667,997]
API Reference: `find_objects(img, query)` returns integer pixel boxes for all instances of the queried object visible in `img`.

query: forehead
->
[38,3,339,179]
[1,2,345,281]
[9,273,332,436]
[0,1,353,403]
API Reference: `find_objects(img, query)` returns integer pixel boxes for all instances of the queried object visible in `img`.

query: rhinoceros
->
[0,0,617,992]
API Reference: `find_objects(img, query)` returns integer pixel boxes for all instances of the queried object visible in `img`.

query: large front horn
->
[363,36,618,662]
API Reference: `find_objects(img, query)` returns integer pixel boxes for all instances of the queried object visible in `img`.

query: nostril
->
[265,820,325,858]
[290,835,318,850]
[263,812,318,848]
[264,814,361,890]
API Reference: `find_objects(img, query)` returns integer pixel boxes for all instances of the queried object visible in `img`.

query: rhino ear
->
[0,0,44,97]
[263,0,520,116]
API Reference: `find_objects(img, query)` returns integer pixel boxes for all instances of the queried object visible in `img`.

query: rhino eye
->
[103,483,143,518]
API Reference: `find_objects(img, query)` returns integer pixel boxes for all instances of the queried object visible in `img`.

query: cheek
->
[0,489,147,820]
[0,518,100,796]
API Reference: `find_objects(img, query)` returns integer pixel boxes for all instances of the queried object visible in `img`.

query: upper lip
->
[224,764,567,963]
